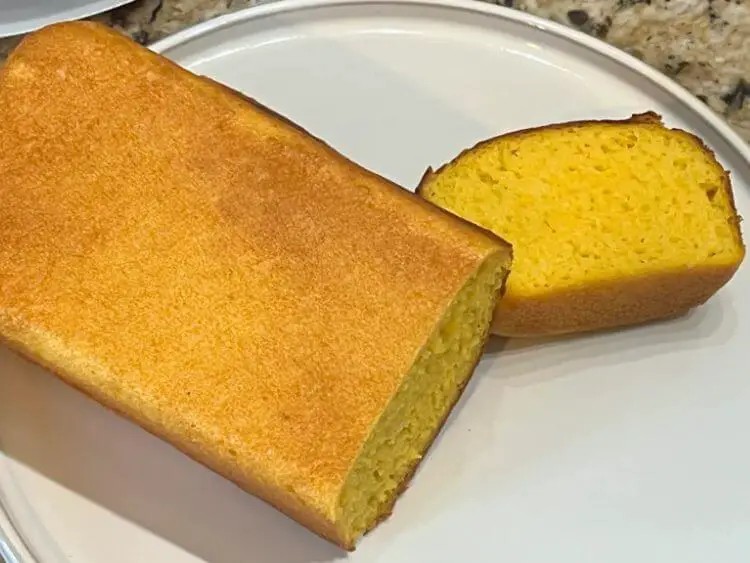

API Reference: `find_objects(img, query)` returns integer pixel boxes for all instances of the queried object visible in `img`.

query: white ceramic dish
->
[1,0,749,561]
[0,0,134,38]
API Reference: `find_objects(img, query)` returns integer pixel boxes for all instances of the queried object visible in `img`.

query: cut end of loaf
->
[419,113,745,336]
[334,249,512,549]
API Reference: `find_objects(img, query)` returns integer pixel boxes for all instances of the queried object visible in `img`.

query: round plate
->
[1,1,749,561]
[0,0,134,38]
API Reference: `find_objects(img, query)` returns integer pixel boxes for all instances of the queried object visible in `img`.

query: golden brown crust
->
[417,112,745,337]
[0,22,508,548]
[1,336,345,547]
[492,263,740,337]
[206,76,514,255]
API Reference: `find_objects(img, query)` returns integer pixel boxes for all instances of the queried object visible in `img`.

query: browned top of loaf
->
[0,23,505,518]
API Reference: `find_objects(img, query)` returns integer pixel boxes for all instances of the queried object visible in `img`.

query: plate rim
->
[149,0,750,170]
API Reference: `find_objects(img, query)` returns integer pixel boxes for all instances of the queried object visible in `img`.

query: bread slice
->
[0,23,512,549]
[418,112,745,337]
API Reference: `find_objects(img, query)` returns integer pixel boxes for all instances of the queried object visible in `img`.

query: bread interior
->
[420,123,742,296]
[336,250,510,547]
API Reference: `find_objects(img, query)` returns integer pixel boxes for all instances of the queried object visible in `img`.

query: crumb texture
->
[337,253,509,546]
[421,116,745,336]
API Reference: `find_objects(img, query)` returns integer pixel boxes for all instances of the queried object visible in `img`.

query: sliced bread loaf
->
[0,22,512,549]
[418,113,745,337]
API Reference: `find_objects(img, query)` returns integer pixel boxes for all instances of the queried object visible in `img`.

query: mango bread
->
[419,113,744,337]
[0,23,512,549]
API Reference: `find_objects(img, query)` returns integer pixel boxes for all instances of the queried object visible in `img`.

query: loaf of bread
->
[0,23,512,549]
[418,112,745,337]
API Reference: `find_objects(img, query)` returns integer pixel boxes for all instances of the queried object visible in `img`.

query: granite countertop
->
[1,0,748,141]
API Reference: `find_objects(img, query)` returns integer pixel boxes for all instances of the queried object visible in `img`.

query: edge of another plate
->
[0,0,135,38]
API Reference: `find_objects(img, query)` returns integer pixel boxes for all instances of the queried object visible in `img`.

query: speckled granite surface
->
[1,0,749,141]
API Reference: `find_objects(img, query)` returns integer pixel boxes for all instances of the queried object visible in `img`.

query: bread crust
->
[492,263,739,337]
[205,77,514,254]
[0,21,511,549]
[417,113,745,337]
[0,335,344,546]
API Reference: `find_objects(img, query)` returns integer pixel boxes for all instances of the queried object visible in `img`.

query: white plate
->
[2,1,749,561]
[0,0,134,38]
